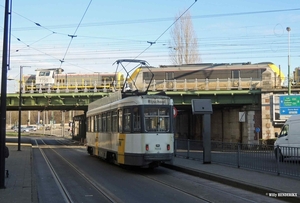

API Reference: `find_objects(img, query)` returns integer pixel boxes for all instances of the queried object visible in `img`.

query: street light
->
[17,66,30,151]
[287,27,291,95]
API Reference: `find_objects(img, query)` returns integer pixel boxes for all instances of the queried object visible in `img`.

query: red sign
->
[173,107,178,118]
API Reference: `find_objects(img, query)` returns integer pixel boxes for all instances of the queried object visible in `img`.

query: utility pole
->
[17,66,30,151]
[286,27,291,95]
[17,66,23,151]
[0,0,12,189]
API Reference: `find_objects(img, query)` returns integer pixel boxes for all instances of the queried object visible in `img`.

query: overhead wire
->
[9,7,300,31]
[133,0,198,60]
[5,1,95,72]
[5,2,300,71]
[9,3,298,53]
[11,8,57,34]
[59,0,93,67]
[15,32,55,52]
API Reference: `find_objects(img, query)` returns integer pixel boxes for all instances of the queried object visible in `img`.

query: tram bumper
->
[124,153,174,167]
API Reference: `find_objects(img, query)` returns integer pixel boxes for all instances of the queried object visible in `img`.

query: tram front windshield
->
[144,107,170,132]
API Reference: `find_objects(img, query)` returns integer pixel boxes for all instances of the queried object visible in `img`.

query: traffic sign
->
[279,96,300,115]
[279,95,300,107]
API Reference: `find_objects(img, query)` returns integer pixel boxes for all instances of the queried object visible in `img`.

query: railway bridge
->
[4,86,300,145]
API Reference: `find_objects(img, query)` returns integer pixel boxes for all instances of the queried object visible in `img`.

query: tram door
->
[117,110,125,164]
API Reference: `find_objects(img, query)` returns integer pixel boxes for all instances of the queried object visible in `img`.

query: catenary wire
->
[59,0,93,68]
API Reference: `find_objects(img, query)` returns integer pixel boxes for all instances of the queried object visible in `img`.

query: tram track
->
[34,139,74,202]
[137,169,285,203]
[138,172,214,203]
[32,137,286,203]
[34,138,123,203]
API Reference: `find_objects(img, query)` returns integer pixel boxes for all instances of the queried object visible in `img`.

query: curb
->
[162,163,300,203]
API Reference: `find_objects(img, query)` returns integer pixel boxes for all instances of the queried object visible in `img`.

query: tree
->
[169,10,201,65]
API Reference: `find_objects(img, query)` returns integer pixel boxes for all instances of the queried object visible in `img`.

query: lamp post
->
[287,27,291,95]
[17,66,30,151]
[17,66,23,151]
[0,0,12,189]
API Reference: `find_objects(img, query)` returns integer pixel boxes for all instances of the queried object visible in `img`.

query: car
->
[11,126,18,130]
[14,127,30,133]
[27,126,37,131]
[45,126,51,130]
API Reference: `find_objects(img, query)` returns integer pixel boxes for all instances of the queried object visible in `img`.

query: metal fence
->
[174,139,300,179]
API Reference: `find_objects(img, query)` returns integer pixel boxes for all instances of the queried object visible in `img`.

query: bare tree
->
[169,11,200,65]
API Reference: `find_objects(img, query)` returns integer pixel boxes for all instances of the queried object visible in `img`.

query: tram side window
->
[133,107,141,132]
[123,108,131,132]
[118,110,123,132]
[112,110,118,132]
[144,107,170,132]
[102,113,106,132]
[90,116,95,132]
[98,115,102,132]
[94,116,97,132]
[107,112,111,132]
[87,117,91,132]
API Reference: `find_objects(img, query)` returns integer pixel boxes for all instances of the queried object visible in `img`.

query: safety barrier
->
[175,139,300,179]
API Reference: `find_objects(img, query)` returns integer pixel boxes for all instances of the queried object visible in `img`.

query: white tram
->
[86,91,174,168]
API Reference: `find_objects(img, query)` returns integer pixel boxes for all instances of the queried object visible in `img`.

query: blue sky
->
[1,0,300,92]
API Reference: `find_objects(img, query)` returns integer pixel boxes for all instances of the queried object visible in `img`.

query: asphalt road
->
[15,136,285,203]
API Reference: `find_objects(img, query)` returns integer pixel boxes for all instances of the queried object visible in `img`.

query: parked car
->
[27,126,37,131]
[274,115,300,162]
[45,126,51,130]
[14,127,30,133]
[11,125,18,130]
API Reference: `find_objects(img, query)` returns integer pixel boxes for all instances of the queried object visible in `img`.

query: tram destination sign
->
[279,95,300,115]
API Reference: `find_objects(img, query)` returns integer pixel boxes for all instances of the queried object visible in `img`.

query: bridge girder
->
[5,90,261,111]
[6,92,109,111]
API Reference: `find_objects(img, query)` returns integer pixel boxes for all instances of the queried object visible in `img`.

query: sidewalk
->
[1,143,300,203]
[0,144,35,203]
[163,158,300,203]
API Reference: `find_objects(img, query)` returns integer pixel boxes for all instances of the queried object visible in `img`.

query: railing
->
[175,139,300,179]
[21,77,273,93]
[140,78,262,92]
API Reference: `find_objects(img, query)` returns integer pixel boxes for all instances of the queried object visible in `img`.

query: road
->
[5,135,287,203]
